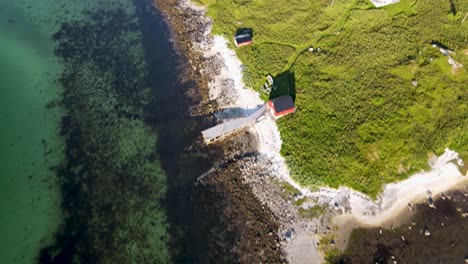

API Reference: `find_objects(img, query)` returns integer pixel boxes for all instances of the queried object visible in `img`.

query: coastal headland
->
[155,0,467,262]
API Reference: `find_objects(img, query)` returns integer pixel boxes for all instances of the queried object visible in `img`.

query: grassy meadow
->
[198,0,468,198]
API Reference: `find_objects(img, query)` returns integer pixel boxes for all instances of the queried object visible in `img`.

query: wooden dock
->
[202,104,267,144]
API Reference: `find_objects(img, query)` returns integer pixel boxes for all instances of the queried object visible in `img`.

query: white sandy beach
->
[320,149,466,225]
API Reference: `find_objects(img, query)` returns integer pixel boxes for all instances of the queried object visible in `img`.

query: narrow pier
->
[202,104,267,144]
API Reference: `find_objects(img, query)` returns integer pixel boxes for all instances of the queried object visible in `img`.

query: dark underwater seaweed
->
[41,6,172,263]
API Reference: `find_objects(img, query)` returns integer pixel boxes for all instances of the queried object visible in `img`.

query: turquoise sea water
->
[1,0,173,262]
[0,1,64,262]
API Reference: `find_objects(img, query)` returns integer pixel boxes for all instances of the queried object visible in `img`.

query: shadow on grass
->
[236,28,253,37]
[268,70,296,101]
[430,40,453,51]
[450,0,456,15]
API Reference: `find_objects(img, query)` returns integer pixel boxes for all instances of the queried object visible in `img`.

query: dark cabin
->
[234,31,253,47]
[267,95,295,119]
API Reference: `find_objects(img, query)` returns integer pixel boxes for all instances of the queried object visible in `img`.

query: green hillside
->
[199,0,468,198]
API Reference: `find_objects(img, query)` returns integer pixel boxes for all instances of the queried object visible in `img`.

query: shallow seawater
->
[0,1,65,262]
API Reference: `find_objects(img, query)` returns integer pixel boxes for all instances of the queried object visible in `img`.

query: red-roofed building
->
[234,32,253,47]
[267,95,295,119]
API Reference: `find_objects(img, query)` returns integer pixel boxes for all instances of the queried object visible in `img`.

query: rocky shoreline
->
[329,188,468,263]
[152,0,213,108]
[153,0,290,262]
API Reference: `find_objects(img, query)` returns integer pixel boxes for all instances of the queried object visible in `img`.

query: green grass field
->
[199,0,468,198]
